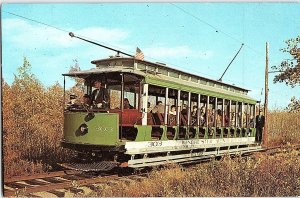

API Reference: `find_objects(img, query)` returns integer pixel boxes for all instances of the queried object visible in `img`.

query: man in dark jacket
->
[255,109,265,142]
[91,80,109,108]
[66,94,78,110]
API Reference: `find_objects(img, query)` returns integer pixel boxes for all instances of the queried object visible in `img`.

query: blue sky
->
[2,3,300,109]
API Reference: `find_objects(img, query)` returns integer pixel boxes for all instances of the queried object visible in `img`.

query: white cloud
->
[143,45,214,60]
[3,18,129,49]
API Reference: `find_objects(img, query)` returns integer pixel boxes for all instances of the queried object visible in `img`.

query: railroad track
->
[4,144,300,197]
[3,170,146,197]
[262,143,300,154]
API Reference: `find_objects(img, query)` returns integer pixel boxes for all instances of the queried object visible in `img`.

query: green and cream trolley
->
[61,57,261,171]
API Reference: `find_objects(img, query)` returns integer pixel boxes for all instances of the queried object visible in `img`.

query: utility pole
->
[263,42,269,147]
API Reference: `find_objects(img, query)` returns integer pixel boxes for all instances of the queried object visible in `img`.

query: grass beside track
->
[94,148,300,197]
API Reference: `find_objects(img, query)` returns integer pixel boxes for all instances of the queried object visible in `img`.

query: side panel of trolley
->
[63,112,119,146]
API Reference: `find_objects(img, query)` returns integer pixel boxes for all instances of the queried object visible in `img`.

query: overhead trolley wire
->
[169,3,264,57]
[4,11,69,33]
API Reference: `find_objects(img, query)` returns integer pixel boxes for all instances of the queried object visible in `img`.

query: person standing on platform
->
[255,109,265,143]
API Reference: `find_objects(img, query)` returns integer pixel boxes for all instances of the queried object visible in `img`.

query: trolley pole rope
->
[68,32,134,58]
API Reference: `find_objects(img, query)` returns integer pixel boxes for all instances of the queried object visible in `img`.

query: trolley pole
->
[263,42,269,147]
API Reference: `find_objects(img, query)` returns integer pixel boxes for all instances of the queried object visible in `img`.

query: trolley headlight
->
[79,124,88,134]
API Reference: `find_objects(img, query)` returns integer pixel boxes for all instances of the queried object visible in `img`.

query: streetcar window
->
[167,88,178,137]
[147,95,156,112]
[199,95,207,127]
[217,98,223,127]
[169,71,179,78]
[208,82,215,87]
[137,63,146,70]
[158,68,168,76]
[191,77,198,83]
[230,101,237,127]
[249,104,255,128]
[190,93,199,126]
[148,85,165,114]
[238,102,243,128]
[200,80,207,85]
[224,100,230,127]
[147,65,156,71]
[208,97,216,129]
[180,91,189,116]
[110,89,121,109]
[242,103,247,128]
[181,74,189,81]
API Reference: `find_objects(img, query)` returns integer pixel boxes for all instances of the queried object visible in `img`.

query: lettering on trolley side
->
[191,151,204,157]
[182,140,200,145]
[148,141,163,147]
[96,126,113,132]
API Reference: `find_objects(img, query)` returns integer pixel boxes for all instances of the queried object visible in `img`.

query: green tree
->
[272,35,300,112]
[272,35,300,87]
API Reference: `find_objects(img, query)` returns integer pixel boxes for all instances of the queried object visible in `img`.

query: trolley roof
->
[63,56,256,103]
[91,57,250,91]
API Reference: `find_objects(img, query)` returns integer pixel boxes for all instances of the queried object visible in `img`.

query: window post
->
[197,94,201,126]
[187,92,191,127]
[206,96,209,128]
[164,87,169,125]
[142,83,149,125]
[177,90,181,126]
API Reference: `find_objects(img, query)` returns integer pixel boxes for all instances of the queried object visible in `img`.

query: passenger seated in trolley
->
[124,98,134,109]
[152,101,165,114]
[200,107,206,127]
[168,105,177,125]
[249,116,255,128]
[147,102,153,113]
[84,94,92,104]
[191,105,198,126]
[224,114,230,127]
[169,105,177,115]
[191,106,198,117]
[242,112,247,127]
[208,109,215,135]
[216,109,222,127]
[66,94,79,110]
[236,112,242,128]
[82,94,92,108]
[181,104,188,115]
[230,113,236,127]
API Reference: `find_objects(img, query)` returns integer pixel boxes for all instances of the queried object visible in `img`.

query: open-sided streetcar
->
[61,56,262,171]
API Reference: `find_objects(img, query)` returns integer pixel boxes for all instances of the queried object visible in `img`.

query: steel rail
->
[4,170,81,183]
[4,174,119,197]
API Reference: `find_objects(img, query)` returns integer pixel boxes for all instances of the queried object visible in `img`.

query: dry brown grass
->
[96,149,300,197]
[267,111,300,146]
